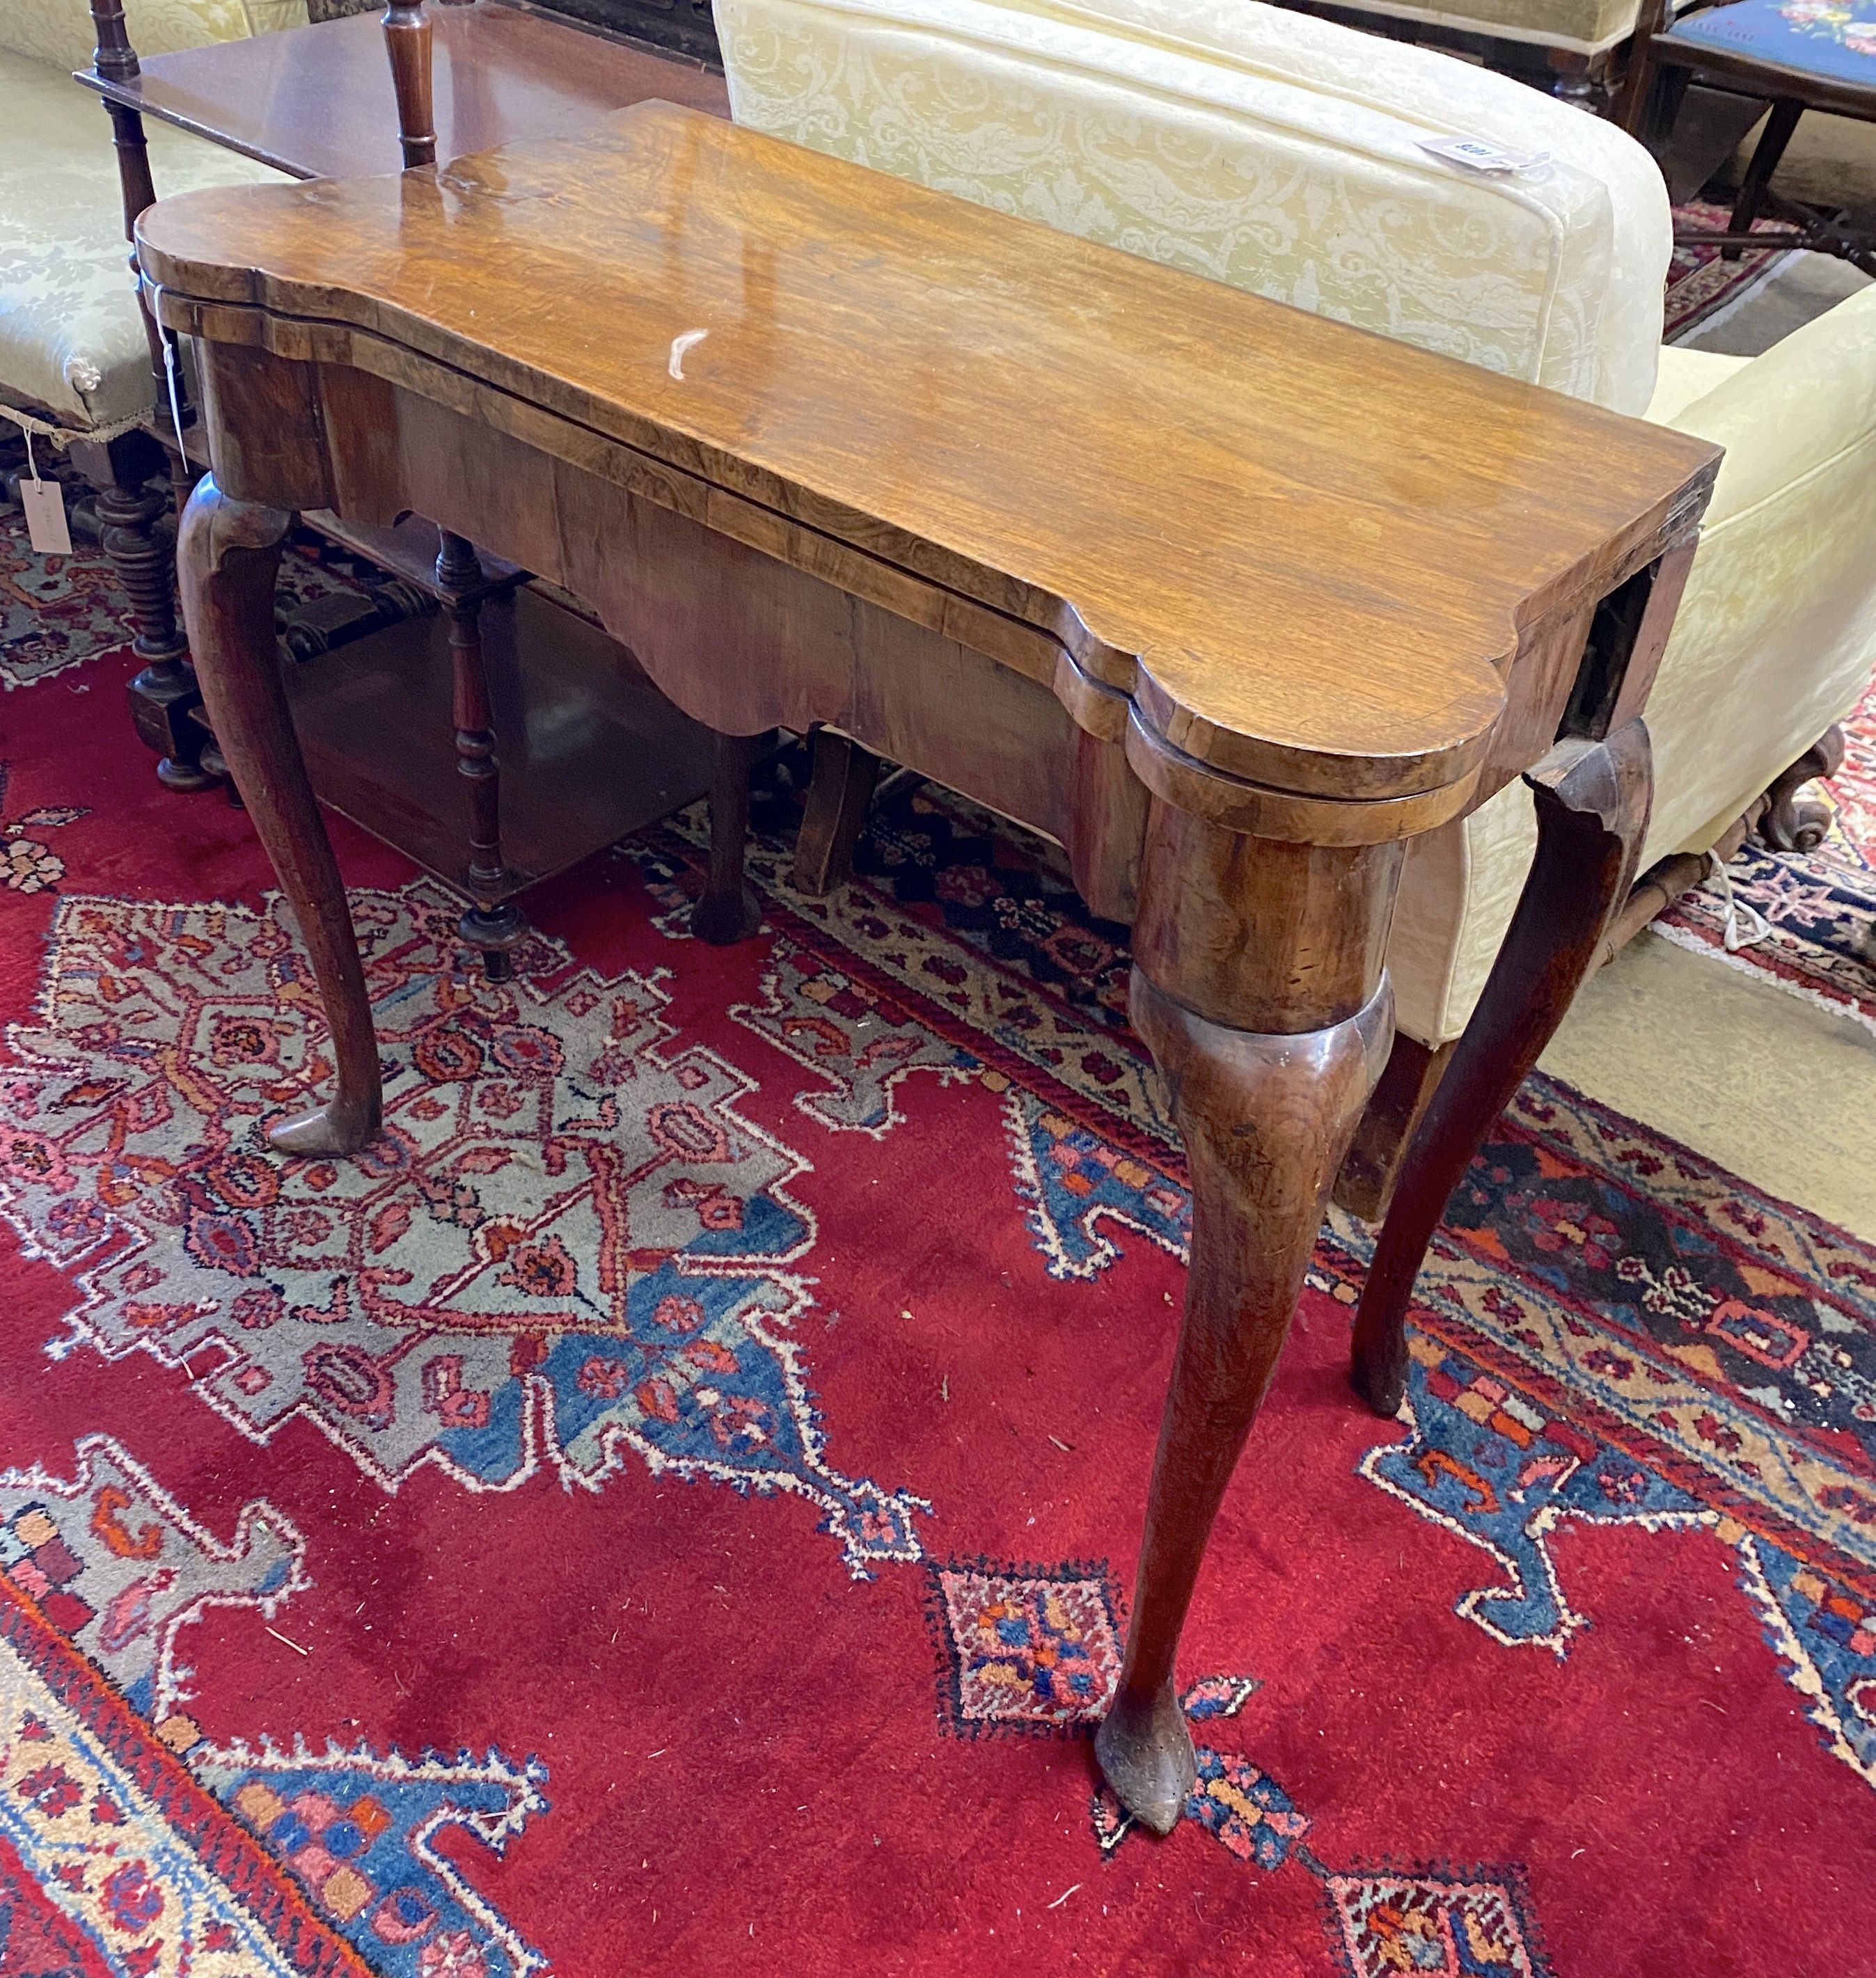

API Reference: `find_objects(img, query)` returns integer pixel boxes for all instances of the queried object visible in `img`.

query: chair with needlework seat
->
[1620,0,1876,274]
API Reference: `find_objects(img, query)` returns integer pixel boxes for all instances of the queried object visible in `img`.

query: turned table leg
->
[381,0,438,171]
[438,530,526,979]
[1096,804,1397,1831]
[1350,724,1653,1416]
[68,429,213,793]
[177,477,381,1155]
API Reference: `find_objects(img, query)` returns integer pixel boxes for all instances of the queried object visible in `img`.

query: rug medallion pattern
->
[1,883,926,1576]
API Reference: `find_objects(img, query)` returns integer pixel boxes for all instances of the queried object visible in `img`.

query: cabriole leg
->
[1350,725,1653,1416]
[177,477,381,1155]
[1096,805,1398,1832]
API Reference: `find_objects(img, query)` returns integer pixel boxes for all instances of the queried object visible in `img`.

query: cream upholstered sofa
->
[716,0,1876,1205]
[1,0,297,777]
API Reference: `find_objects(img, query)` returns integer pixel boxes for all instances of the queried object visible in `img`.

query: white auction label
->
[1417,135,1552,175]
[21,472,72,557]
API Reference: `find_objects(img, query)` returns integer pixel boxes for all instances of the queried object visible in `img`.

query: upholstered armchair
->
[716,0,1876,1218]
[0,0,297,782]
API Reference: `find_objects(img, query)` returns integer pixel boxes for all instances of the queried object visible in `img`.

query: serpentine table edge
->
[136,101,1721,1836]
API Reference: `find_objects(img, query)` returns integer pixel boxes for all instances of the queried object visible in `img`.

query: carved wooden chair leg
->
[1349,723,1653,1418]
[1096,808,1397,1833]
[1726,100,1804,257]
[177,477,382,1155]
[1758,722,1846,853]
[70,429,215,793]
[437,530,526,981]
[692,731,763,944]
[793,727,881,895]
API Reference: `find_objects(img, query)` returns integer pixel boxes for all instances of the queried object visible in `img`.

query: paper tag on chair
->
[1417,136,1552,175]
[20,466,72,558]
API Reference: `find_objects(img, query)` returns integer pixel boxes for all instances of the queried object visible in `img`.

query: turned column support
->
[437,530,526,977]
[88,0,208,787]
[69,429,214,793]
[1095,793,1400,1831]
[382,0,438,170]
[177,478,382,1155]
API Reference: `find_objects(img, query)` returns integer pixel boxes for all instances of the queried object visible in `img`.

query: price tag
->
[1417,135,1551,175]
[19,434,72,557]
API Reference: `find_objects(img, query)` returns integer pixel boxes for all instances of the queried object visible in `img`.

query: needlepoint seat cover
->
[1664,0,1876,80]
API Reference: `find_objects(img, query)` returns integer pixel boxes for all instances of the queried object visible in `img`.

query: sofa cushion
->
[0,48,292,431]
[718,0,1672,410]
[1644,340,1751,421]
[0,0,306,72]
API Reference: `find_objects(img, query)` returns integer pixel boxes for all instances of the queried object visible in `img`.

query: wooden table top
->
[137,102,1717,808]
[79,0,727,182]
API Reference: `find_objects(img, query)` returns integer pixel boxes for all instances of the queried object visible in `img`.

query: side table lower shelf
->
[282,583,727,952]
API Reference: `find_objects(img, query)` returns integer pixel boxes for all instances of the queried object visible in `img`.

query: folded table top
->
[136,101,1717,812]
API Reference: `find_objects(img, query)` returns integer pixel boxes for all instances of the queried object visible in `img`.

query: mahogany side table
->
[139,104,1719,1833]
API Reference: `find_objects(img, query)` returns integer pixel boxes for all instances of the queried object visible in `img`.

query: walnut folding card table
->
[136,102,1718,1833]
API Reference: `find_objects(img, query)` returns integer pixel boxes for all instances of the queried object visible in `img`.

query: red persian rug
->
[1,506,1874,1976]
[1663,199,1797,340]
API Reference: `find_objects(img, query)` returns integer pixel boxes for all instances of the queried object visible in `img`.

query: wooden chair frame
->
[1618,0,1876,274]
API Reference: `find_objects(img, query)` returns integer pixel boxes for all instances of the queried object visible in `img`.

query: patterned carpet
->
[0,507,1873,1975]
[1657,672,1876,1031]
[1664,200,1799,340]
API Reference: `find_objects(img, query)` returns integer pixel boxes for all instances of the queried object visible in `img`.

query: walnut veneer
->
[138,102,1718,1832]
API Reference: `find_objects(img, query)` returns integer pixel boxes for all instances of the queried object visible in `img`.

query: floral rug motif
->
[1090,1668,1549,1976]
[0,1546,546,1978]
[1,882,924,1575]
[1657,672,1876,1030]
[0,1432,302,1724]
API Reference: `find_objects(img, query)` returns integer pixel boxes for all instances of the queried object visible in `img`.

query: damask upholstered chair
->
[716,0,1876,1217]
[0,0,299,784]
